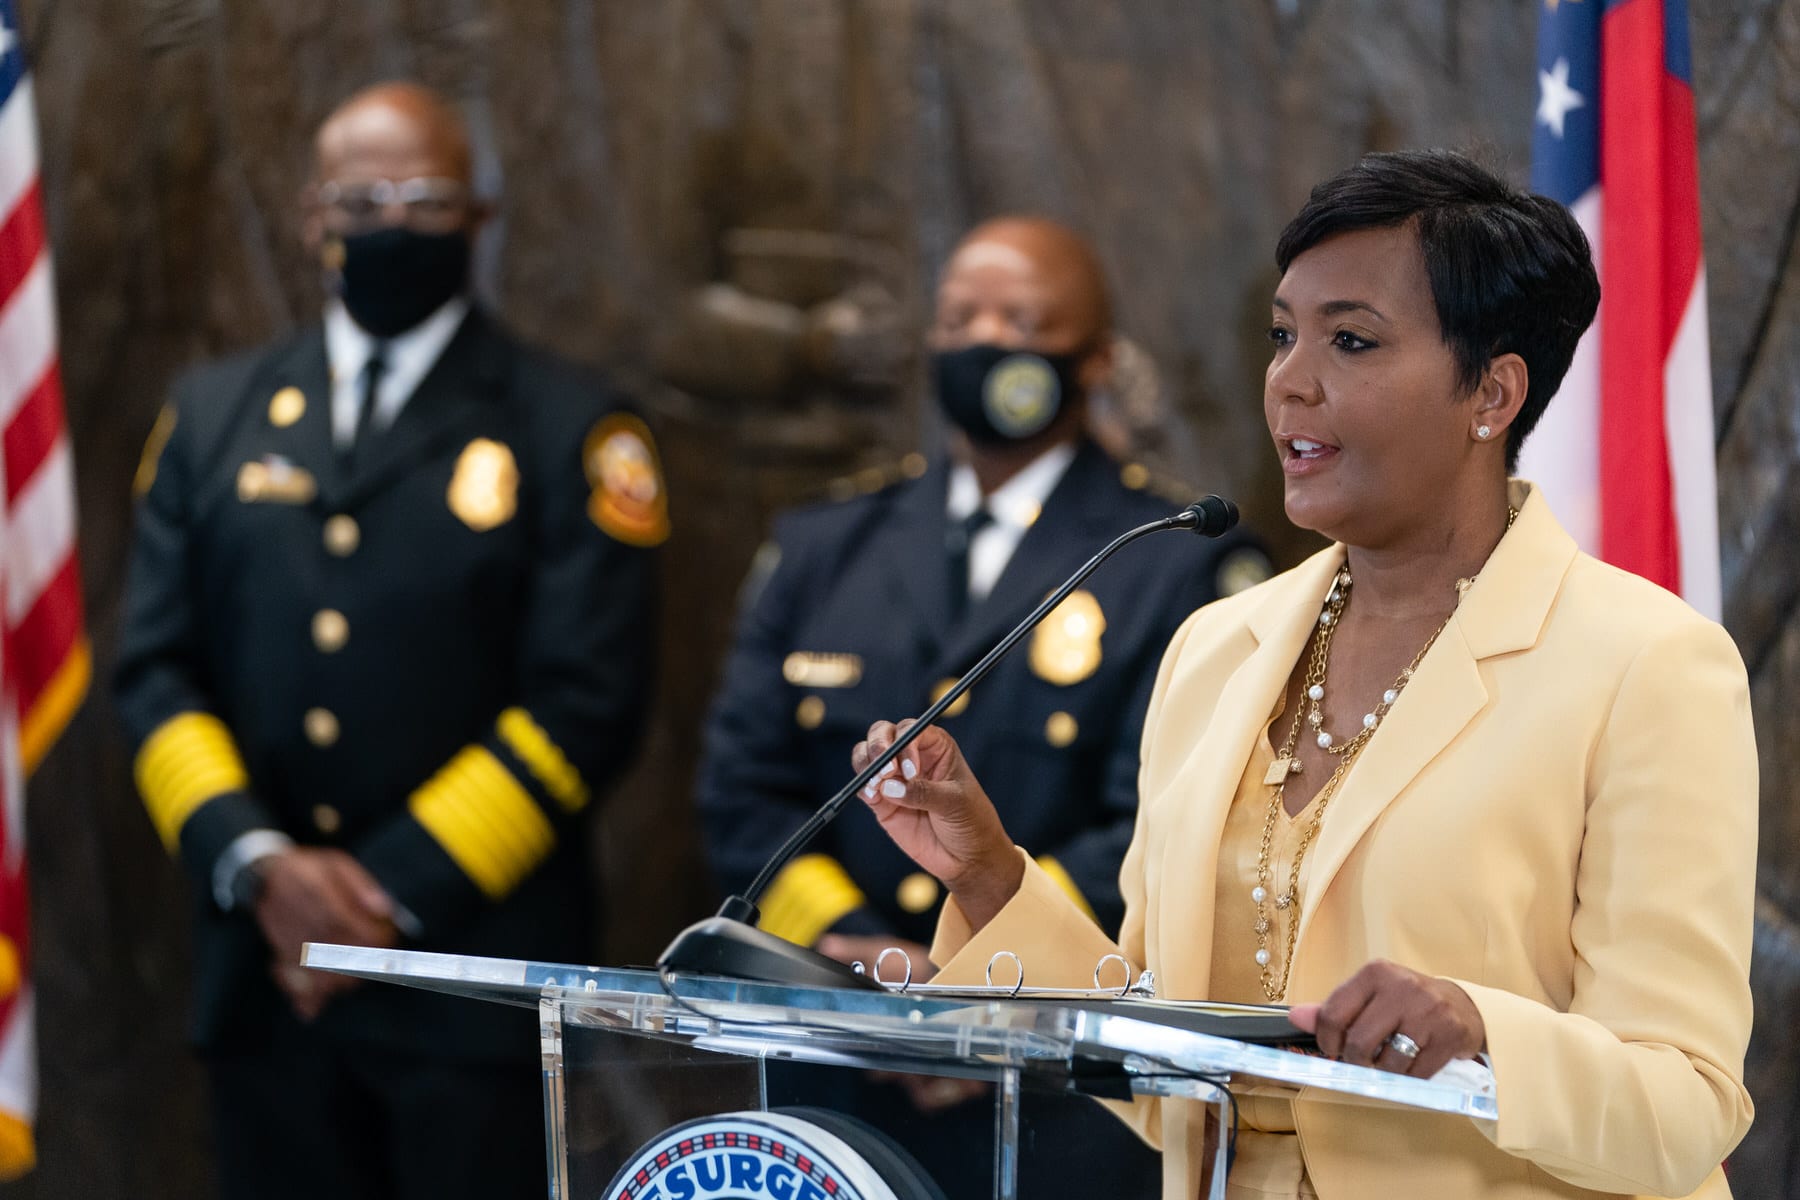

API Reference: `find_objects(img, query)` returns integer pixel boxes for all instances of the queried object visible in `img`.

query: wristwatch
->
[211,829,295,911]
[230,855,272,911]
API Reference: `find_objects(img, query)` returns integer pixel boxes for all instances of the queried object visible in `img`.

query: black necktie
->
[945,506,995,622]
[349,341,389,465]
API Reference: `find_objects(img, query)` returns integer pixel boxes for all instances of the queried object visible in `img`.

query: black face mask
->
[332,227,471,337]
[931,343,1082,447]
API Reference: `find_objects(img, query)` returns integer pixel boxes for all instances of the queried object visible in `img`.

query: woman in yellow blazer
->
[847,150,1756,1199]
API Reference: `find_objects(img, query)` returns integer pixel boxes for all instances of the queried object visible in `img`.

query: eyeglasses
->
[316,177,471,232]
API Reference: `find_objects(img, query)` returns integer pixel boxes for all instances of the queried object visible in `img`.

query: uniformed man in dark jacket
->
[114,83,666,1200]
[696,217,1268,1198]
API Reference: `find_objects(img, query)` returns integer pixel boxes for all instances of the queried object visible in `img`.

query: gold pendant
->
[1263,755,1301,786]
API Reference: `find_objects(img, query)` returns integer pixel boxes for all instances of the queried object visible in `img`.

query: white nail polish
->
[901,758,918,780]
[860,784,876,800]
[880,780,906,799]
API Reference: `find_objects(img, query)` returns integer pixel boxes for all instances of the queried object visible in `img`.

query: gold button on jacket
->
[312,609,349,653]
[303,707,339,747]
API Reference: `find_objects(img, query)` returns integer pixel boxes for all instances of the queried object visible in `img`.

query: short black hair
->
[1275,150,1600,472]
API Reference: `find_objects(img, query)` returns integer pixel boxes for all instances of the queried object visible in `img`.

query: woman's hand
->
[851,720,1024,931]
[1288,959,1486,1079]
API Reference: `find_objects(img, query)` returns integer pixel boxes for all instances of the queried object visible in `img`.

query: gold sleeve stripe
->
[1036,856,1100,927]
[409,746,556,900]
[496,707,590,813]
[136,712,251,853]
[756,853,867,948]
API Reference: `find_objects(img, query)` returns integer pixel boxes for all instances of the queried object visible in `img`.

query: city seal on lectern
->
[602,1112,908,1200]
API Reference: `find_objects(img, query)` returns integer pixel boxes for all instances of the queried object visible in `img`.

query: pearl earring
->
[1476,425,1492,440]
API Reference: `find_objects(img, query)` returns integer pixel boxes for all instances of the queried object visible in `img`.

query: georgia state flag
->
[1522,0,1721,617]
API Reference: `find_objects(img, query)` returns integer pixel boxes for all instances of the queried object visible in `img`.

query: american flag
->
[1520,0,1721,616]
[0,0,90,1177]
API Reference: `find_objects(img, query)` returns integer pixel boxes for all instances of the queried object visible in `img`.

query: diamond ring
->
[1386,1032,1421,1060]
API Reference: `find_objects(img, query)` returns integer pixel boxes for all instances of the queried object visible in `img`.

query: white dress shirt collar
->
[945,441,1079,602]
[324,297,470,449]
[946,440,1078,525]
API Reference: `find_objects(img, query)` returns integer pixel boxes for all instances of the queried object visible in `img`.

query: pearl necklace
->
[1249,508,1516,1002]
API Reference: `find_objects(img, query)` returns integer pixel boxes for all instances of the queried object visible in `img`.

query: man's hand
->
[883,1072,991,1115]
[253,848,399,1020]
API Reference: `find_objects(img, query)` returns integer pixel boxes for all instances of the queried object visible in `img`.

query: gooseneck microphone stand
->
[658,496,1241,989]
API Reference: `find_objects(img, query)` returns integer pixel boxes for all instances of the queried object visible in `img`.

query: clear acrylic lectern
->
[303,944,1496,1200]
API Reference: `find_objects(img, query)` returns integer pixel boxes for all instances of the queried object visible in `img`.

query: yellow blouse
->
[1207,700,1318,1200]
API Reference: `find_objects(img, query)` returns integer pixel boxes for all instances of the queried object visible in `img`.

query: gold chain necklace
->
[1249,508,1516,1002]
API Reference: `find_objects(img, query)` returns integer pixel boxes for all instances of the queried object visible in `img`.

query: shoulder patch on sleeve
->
[1216,546,1273,596]
[583,413,670,547]
[133,404,178,498]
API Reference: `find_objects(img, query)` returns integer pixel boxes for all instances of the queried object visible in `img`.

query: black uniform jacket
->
[697,439,1267,949]
[115,309,661,1060]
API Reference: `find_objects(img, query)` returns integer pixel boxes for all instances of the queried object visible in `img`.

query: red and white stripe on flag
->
[1525,0,1721,618]
[0,0,91,1179]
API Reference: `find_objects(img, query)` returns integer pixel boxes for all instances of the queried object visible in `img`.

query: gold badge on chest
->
[1028,588,1105,685]
[447,438,519,531]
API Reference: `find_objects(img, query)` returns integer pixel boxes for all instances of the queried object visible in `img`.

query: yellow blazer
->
[931,483,1757,1200]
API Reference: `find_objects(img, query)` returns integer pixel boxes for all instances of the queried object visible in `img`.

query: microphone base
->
[657,917,886,991]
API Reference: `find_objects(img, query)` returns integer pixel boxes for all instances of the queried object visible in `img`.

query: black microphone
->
[658,496,1242,989]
